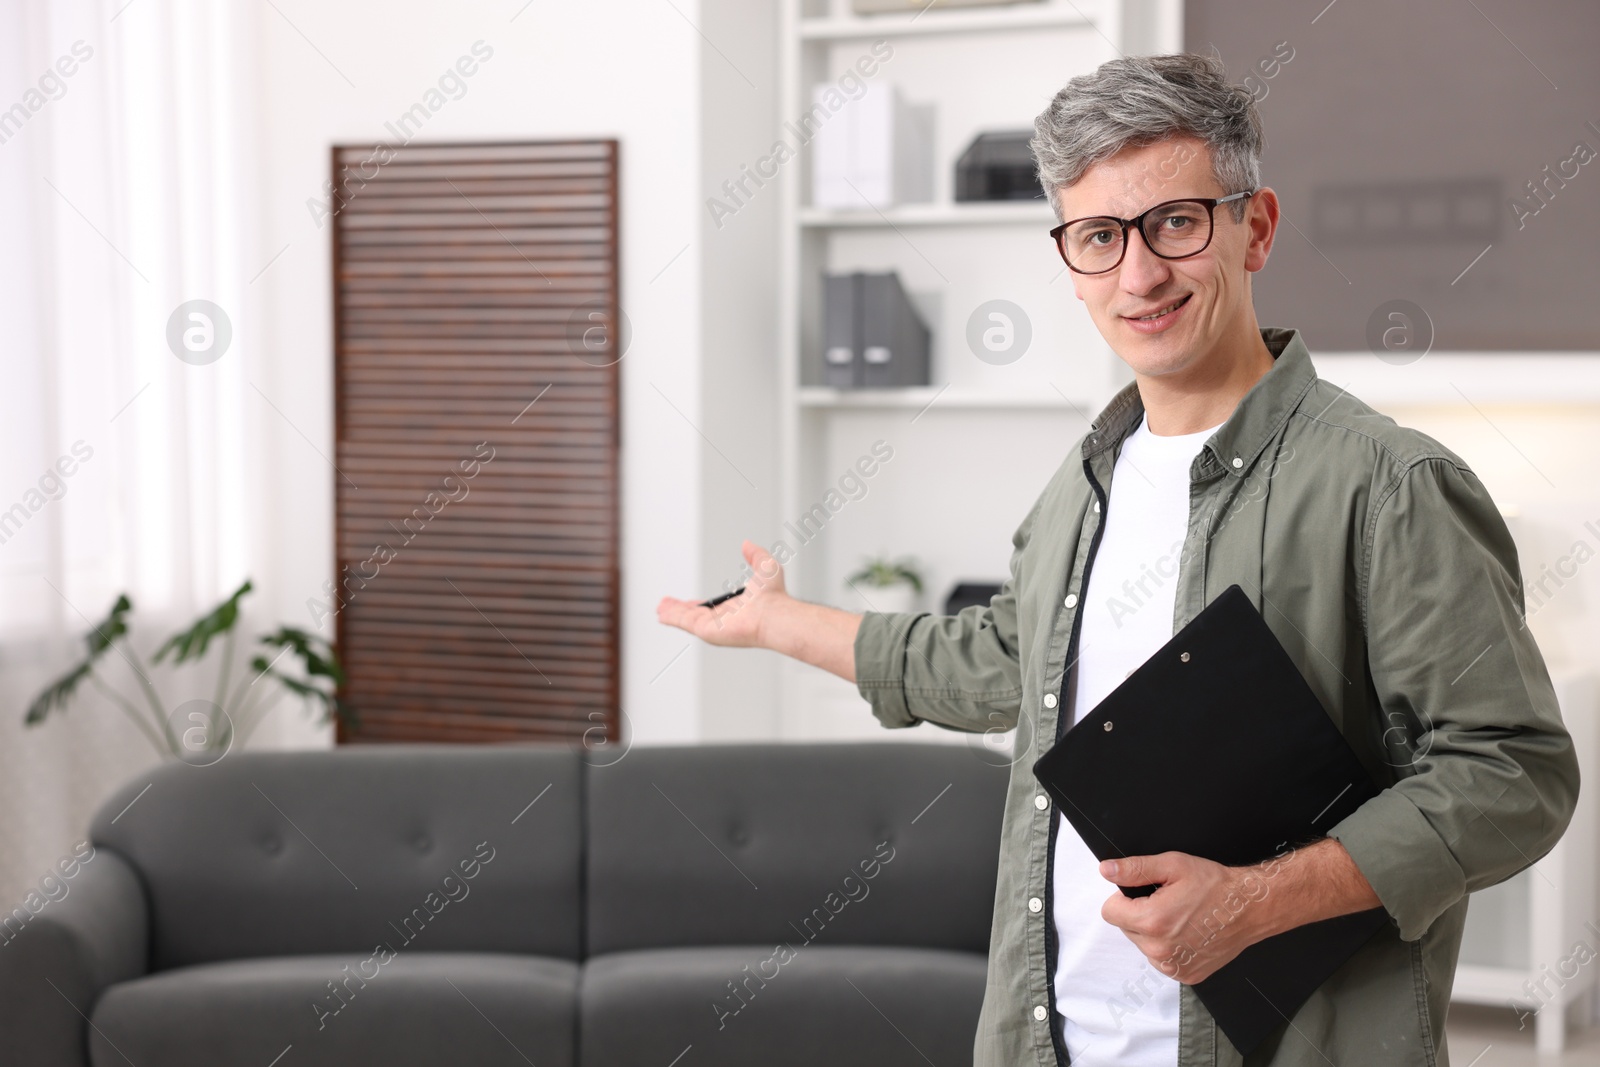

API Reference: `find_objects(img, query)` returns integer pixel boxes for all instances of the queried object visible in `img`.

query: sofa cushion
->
[89,952,578,1067]
[90,744,582,968]
[579,944,986,1067]
[585,741,1006,955]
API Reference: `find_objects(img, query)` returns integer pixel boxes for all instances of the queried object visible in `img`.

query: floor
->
[1447,1003,1600,1066]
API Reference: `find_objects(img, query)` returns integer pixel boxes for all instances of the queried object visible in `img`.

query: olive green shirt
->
[852,326,1580,1067]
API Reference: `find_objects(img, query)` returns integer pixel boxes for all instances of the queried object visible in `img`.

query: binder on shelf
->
[860,273,930,387]
[822,273,859,388]
[817,271,930,389]
[1031,583,1391,1057]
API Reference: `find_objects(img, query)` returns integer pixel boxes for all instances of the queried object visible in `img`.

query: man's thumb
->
[1100,855,1157,884]
[742,539,781,582]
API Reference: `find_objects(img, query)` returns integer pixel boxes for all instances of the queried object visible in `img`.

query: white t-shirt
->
[1051,408,1224,1066]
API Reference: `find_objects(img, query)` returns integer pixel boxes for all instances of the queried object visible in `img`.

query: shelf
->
[1452,964,1560,1006]
[799,384,1096,411]
[800,201,1056,228]
[799,4,1097,41]
[1305,351,1600,406]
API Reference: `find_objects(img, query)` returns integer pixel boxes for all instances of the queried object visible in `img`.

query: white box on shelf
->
[811,81,933,209]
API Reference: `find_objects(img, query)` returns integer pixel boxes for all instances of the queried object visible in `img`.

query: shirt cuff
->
[1324,783,1471,942]
[852,610,926,730]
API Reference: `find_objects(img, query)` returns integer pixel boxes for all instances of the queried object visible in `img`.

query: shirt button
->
[1064,593,1078,608]
[1034,1004,1049,1022]
[1093,500,1101,512]
[1232,456,1243,468]
[1043,693,1057,708]
[1028,896,1043,913]
[1035,794,1049,810]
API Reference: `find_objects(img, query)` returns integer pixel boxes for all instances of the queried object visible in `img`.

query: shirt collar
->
[1080,326,1319,480]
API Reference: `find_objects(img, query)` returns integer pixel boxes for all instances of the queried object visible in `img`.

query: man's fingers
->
[655,597,685,630]
[657,593,755,647]
[657,596,711,631]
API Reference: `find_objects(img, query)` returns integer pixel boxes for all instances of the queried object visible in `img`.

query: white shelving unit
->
[1451,665,1600,1053]
[775,0,1181,741]
[798,200,1057,227]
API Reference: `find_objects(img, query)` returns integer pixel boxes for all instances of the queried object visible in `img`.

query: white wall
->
[1357,401,1600,676]
[248,0,707,748]
[696,0,783,740]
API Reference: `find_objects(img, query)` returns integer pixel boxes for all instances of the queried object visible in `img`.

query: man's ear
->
[1243,186,1280,273]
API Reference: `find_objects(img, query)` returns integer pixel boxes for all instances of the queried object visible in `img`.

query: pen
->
[699,585,746,608]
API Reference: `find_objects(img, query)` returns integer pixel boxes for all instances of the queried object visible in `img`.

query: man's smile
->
[1122,293,1193,331]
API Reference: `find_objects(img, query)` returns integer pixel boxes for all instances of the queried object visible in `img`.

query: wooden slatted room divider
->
[329,140,621,744]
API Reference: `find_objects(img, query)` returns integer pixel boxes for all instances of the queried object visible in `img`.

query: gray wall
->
[1187,0,1599,351]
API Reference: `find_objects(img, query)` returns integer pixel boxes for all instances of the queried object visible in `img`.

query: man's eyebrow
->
[1067,192,1218,219]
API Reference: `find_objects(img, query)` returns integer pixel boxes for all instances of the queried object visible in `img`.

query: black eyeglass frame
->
[1050,189,1257,275]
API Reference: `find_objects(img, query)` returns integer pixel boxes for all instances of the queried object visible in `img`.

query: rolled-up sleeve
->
[1327,456,1581,942]
[852,490,1040,734]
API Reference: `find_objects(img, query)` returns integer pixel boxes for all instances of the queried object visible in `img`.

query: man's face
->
[1055,135,1273,379]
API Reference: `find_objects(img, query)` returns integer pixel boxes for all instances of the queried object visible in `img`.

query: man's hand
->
[1097,851,1271,984]
[656,539,788,649]
[1097,838,1383,984]
[657,540,864,682]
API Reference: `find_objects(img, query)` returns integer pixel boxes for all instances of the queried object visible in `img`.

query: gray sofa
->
[0,740,1006,1066]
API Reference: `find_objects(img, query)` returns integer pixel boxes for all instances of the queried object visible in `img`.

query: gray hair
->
[1030,51,1263,224]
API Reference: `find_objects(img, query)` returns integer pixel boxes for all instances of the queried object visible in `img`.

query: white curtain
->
[0,0,263,905]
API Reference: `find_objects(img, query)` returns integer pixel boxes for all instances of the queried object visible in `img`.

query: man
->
[658,52,1579,1067]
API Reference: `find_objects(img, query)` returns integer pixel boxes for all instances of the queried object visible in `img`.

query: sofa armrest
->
[0,846,148,1067]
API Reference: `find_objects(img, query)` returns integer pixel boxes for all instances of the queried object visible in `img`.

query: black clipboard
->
[1031,583,1390,1057]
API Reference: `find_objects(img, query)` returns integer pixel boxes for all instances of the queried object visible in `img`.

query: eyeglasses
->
[1050,190,1256,275]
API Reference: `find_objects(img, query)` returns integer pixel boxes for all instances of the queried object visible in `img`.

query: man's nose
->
[1119,225,1171,288]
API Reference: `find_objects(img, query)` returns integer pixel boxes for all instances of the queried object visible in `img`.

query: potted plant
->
[846,553,925,614]
[24,579,353,764]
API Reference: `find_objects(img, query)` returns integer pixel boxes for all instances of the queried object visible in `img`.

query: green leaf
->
[25,594,134,726]
[269,670,320,700]
[154,580,253,664]
[25,662,91,725]
[846,555,924,594]
[252,630,356,731]
[332,694,359,731]
[86,594,133,655]
[258,626,346,686]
